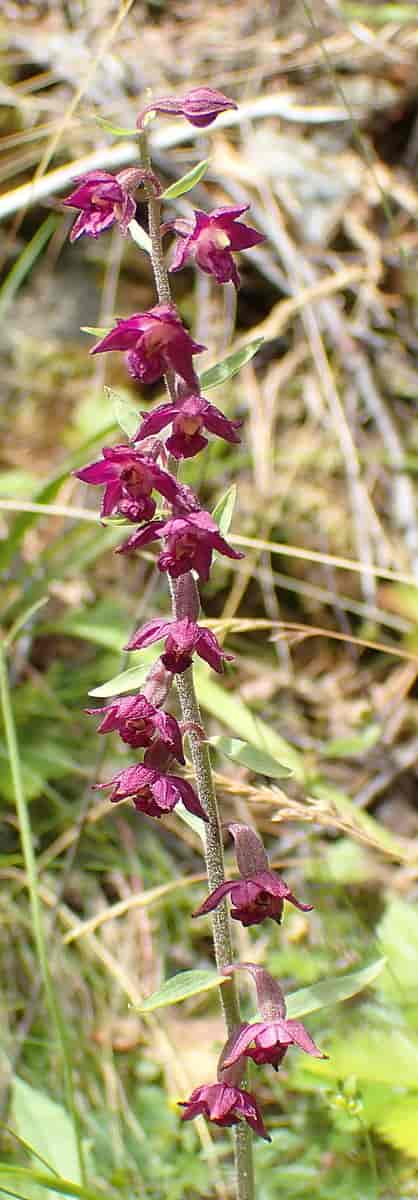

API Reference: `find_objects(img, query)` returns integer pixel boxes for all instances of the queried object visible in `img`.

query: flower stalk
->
[144,147,255,1199]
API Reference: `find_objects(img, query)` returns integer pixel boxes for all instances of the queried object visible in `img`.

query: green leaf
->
[105,386,140,439]
[95,116,138,136]
[200,338,264,390]
[300,1027,418,1090]
[161,159,209,200]
[212,484,237,537]
[138,969,229,1012]
[0,1167,110,1200]
[88,659,156,698]
[286,958,386,1019]
[12,1078,81,1185]
[193,665,303,777]
[374,1094,418,1159]
[5,598,49,648]
[210,735,292,779]
[128,219,152,255]
[322,723,381,759]
[377,898,418,1016]
[0,216,57,322]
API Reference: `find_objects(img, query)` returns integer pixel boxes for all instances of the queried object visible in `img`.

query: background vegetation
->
[0,1,417,1197]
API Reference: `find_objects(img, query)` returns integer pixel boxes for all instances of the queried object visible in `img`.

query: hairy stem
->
[143,152,255,1200]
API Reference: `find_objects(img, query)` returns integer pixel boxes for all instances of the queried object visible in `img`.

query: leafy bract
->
[210,735,292,779]
[200,338,264,390]
[212,485,237,537]
[161,159,209,200]
[286,959,386,1019]
[138,969,229,1012]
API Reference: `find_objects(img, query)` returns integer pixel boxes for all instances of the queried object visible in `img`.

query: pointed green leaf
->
[210,735,292,779]
[322,723,381,759]
[12,1078,81,1184]
[212,484,237,537]
[161,159,209,200]
[105,386,140,439]
[286,958,386,1019]
[200,338,264,390]
[194,666,303,777]
[80,326,109,337]
[138,969,229,1013]
[95,116,138,137]
[88,658,158,698]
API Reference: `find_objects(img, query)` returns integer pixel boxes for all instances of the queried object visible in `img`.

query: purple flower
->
[179,1083,269,1140]
[193,871,312,926]
[222,964,326,1071]
[168,206,264,288]
[193,823,312,926]
[91,304,205,389]
[137,87,237,129]
[95,760,208,821]
[119,510,244,582]
[134,392,241,460]
[87,694,184,761]
[75,444,195,521]
[224,1019,324,1070]
[126,616,233,675]
[63,169,142,242]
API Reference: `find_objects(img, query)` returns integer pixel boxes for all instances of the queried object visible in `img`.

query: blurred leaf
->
[12,1078,81,1185]
[161,159,209,200]
[377,898,418,1018]
[286,959,386,1019]
[0,471,39,497]
[374,1094,418,1159]
[342,3,417,22]
[95,116,138,136]
[211,484,236,537]
[194,665,303,777]
[322,724,381,759]
[0,1167,110,1200]
[5,599,49,648]
[300,1027,418,1089]
[326,839,373,884]
[138,969,229,1012]
[200,338,264,390]
[0,216,57,321]
[105,386,141,439]
[88,656,157,698]
[210,735,292,779]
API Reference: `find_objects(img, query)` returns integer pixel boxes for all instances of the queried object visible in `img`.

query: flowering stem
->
[143,150,255,1200]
